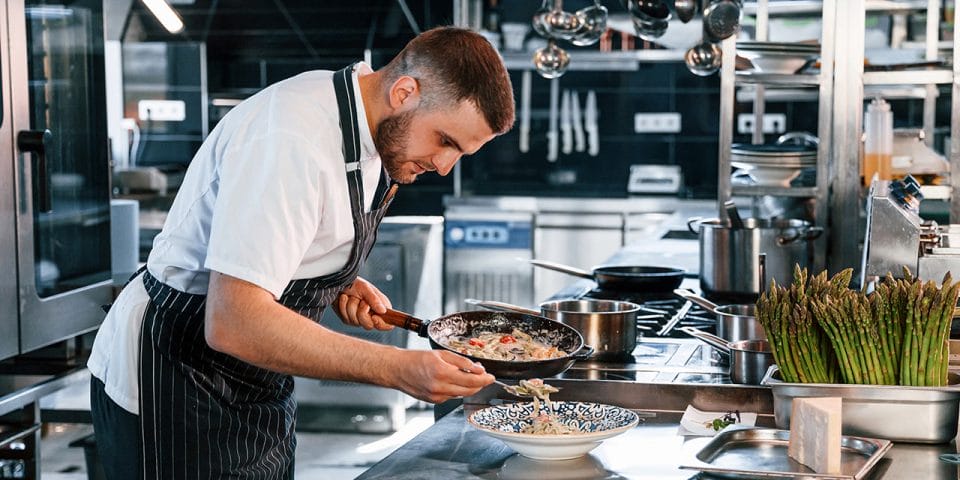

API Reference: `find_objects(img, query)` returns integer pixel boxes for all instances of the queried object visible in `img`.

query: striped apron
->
[138,65,396,479]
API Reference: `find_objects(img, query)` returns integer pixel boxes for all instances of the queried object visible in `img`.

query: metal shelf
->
[500,50,685,72]
[863,69,955,85]
[735,72,822,86]
[743,0,929,15]
[732,185,819,197]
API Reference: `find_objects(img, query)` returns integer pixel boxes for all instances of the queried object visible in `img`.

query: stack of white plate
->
[736,41,820,74]
[731,144,816,187]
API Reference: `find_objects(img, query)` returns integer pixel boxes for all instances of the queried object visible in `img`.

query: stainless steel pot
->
[680,326,774,385]
[467,298,644,360]
[674,289,765,342]
[688,217,822,302]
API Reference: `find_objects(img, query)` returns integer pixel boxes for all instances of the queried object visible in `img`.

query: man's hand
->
[393,350,495,403]
[334,277,394,330]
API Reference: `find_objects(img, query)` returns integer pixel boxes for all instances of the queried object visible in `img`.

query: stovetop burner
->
[580,288,717,338]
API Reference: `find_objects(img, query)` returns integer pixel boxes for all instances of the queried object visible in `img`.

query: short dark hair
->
[382,27,515,134]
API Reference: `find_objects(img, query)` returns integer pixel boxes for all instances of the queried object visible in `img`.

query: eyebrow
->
[440,131,464,153]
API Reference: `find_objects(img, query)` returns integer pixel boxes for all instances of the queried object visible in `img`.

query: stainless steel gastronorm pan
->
[762,366,960,443]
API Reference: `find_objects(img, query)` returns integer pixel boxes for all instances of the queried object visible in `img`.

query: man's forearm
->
[204,271,403,387]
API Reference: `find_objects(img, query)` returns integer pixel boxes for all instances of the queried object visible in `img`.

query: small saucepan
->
[466,298,659,360]
[531,259,686,292]
[679,326,774,385]
[673,289,765,342]
[379,308,594,379]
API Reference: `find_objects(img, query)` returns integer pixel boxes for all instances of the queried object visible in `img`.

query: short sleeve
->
[204,130,332,299]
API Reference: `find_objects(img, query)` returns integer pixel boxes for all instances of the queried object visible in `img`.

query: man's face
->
[374,100,496,184]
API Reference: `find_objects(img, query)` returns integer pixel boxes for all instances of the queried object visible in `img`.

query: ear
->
[388,75,420,111]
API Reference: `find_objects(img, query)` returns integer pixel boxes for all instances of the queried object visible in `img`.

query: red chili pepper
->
[499,335,516,344]
[468,338,485,347]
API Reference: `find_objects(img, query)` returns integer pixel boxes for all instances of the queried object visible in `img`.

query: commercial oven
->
[0,0,112,360]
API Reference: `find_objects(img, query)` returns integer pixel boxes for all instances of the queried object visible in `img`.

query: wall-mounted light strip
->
[142,0,184,33]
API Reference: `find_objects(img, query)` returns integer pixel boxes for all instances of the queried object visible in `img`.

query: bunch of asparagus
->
[756,266,960,386]
[756,267,845,384]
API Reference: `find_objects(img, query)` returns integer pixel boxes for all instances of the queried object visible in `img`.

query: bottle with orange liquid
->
[863,97,893,186]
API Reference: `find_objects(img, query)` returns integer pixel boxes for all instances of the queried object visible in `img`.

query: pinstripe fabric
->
[138,64,395,480]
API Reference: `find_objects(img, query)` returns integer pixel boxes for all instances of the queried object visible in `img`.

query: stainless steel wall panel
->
[0,1,20,360]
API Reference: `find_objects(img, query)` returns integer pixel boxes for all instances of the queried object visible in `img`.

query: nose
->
[433,151,461,176]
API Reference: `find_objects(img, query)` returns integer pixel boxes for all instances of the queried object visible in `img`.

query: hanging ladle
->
[675,0,697,23]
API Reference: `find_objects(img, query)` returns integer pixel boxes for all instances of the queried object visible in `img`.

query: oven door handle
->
[17,129,53,214]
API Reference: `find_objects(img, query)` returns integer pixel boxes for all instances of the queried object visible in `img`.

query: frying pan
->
[530,259,685,292]
[379,308,595,379]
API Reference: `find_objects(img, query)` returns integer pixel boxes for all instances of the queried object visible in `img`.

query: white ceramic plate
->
[468,401,639,460]
[737,49,818,74]
[731,162,803,187]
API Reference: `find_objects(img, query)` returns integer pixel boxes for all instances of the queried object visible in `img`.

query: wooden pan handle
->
[380,308,429,337]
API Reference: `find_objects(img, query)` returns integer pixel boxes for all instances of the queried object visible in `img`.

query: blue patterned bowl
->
[468,401,639,460]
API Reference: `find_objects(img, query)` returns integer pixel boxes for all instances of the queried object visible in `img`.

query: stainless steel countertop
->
[358,401,960,479]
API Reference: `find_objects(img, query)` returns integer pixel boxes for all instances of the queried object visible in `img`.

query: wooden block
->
[787,397,843,474]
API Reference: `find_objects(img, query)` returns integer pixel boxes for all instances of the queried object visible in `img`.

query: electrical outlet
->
[737,113,787,134]
[634,112,682,133]
[138,99,186,122]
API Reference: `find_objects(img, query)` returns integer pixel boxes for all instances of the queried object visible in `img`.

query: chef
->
[87,26,515,479]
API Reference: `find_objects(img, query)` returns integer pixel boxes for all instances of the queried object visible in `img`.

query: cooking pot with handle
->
[466,298,646,360]
[688,217,821,302]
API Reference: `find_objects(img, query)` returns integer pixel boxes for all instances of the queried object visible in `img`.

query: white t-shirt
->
[88,63,384,414]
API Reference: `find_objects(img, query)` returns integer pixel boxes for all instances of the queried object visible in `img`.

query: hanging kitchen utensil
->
[702,0,742,41]
[625,0,671,41]
[533,39,570,79]
[585,90,599,156]
[572,0,608,46]
[532,0,554,37]
[684,34,722,76]
[675,0,697,23]
[530,259,686,292]
[379,308,594,379]
[536,0,582,41]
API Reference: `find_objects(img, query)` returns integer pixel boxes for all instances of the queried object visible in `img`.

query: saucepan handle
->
[678,326,731,355]
[570,344,596,360]
[380,309,429,337]
[529,259,595,280]
[673,288,719,312]
[777,226,824,246]
[464,298,541,316]
[687,216,703,234]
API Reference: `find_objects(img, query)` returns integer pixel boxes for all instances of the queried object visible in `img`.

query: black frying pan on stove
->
[379,308,595,379]
[530,259,686,292]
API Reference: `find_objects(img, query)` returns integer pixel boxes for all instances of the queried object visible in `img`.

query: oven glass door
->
[11,0,111,352]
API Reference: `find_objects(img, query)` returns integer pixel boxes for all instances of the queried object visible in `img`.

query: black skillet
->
[379,309,595,379]
[530,259,685,292]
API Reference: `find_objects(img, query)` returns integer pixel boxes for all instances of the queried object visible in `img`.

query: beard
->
[374,110,417,184]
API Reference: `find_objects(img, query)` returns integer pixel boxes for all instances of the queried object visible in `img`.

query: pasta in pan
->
[447,329,565,361]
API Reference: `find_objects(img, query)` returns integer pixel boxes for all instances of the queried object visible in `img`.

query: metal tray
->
[680,427,891,479]
[762,366,960,443]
